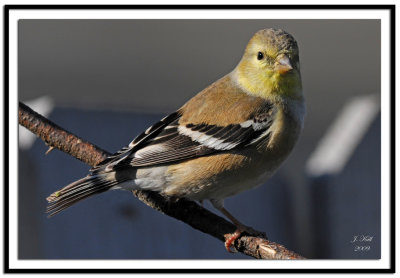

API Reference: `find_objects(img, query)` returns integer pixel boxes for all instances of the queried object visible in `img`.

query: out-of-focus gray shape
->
[306,94,380,177]
[19,96,54,150]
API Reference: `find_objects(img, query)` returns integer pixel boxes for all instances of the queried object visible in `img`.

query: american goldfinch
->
[47,28,305,252]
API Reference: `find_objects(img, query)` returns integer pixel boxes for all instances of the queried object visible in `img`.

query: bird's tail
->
[46,174,122,217]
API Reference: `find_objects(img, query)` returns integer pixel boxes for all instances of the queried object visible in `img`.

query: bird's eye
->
[257,52,264,60]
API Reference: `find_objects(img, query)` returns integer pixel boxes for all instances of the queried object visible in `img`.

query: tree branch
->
[18,101,305,260]
[19,102,110,165]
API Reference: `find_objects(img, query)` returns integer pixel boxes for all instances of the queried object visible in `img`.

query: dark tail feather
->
[46,175,119,217]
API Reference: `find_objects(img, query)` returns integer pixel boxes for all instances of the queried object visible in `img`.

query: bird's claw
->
[224,229,242,253]
[224,225,267,253]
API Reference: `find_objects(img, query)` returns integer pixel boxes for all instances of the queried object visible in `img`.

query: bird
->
[46,28,305,252]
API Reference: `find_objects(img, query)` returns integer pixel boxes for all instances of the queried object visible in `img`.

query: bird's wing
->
[93,103,277,173]
[90,111,181,173]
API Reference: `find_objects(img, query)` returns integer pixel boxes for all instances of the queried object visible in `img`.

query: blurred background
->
[18,19,381,259]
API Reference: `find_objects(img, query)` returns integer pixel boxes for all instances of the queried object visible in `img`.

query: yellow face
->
[235,29,302,100]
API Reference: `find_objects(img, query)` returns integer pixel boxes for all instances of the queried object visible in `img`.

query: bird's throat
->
[232,68,303,101]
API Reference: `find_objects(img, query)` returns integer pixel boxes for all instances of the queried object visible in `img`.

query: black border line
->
[3,4,9,276]
[4,4,395,274]
[390,5,396,275]
[2,4,398,9]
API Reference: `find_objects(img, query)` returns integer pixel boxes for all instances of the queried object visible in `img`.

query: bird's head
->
[234,28,302,100]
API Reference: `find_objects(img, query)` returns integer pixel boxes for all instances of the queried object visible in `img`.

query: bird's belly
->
[191,167,273,201]
[114,159,273,202]
[161,150,282,201]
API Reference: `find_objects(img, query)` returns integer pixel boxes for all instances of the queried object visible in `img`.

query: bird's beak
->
[275,55,293,75]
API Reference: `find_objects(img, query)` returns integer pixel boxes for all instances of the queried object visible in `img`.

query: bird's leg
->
[218,207,248,252]
[211,199,266,253]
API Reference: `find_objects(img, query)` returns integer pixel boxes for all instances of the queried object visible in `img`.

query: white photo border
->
[5,5,394,273]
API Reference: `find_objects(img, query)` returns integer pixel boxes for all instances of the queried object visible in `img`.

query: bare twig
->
[18,101,305,260]
[18,102,110,165]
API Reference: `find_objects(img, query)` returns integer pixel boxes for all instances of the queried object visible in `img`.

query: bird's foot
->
[224,225,267,253]
[224,228,242,253]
